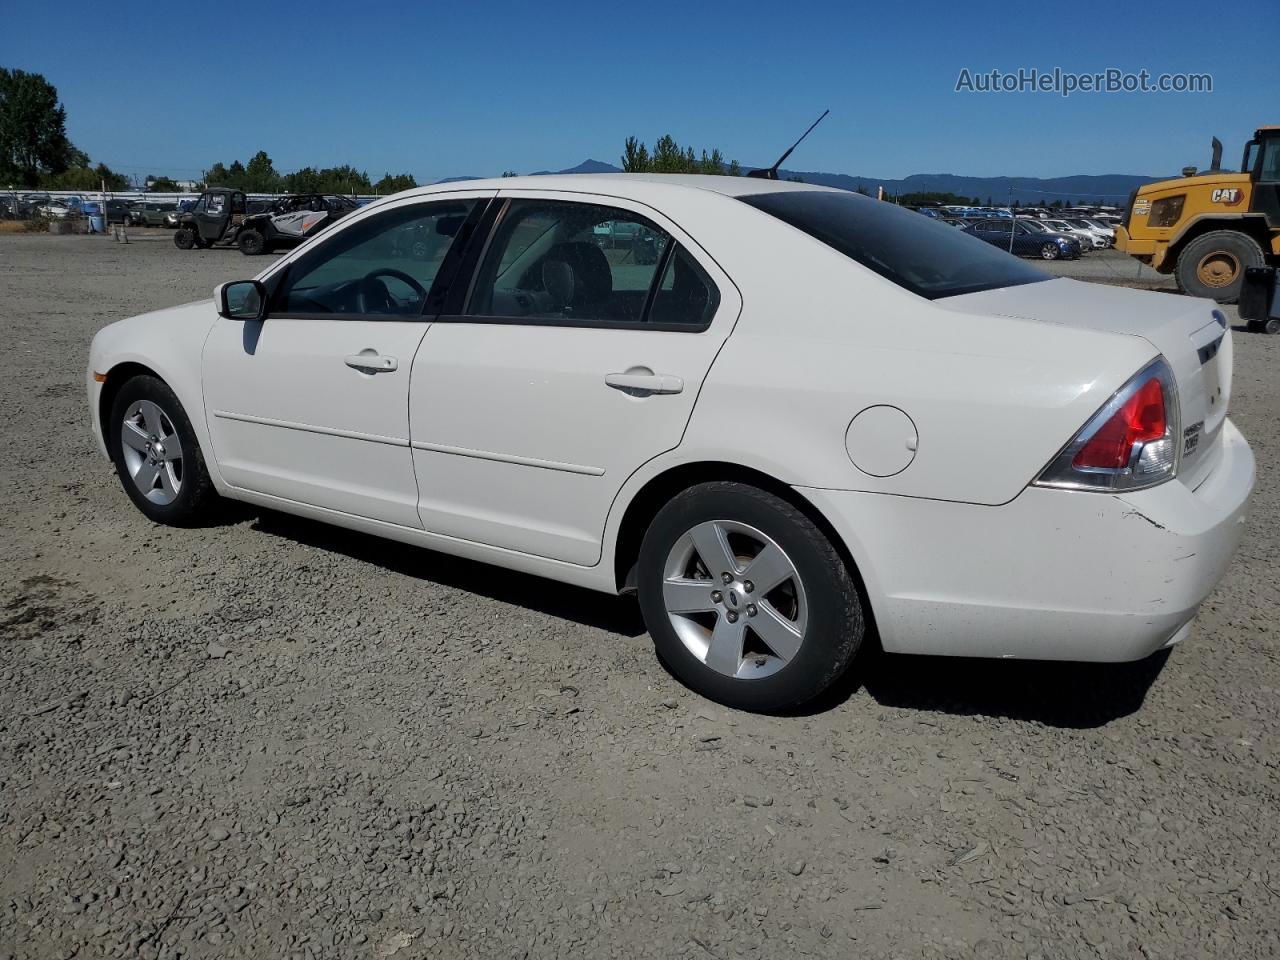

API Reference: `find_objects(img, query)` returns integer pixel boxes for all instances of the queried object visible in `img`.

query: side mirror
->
[216,280,266,321]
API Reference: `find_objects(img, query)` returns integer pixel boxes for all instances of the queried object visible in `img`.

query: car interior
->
[469,201,716,327]
[273,198,719,326]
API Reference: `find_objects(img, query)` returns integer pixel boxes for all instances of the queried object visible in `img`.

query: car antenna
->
[746,109,830,180]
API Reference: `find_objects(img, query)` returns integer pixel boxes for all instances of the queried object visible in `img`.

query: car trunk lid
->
[939,278,1231,490]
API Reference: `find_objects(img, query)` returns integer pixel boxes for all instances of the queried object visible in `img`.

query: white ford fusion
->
[87,175,1255,711]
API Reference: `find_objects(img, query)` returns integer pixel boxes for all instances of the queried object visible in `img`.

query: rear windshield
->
[740,190,1049,300]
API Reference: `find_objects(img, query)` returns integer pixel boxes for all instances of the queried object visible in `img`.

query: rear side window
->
[741,190,1048,299]
[649,246,719,327]
[466,200,675,325]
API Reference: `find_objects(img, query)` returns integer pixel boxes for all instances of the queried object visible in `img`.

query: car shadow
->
[247,509,647,638]
[240,507,1169,727]
[791,642,1171,729]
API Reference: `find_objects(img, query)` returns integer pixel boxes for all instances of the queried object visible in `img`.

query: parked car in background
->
[35,200,74,219]
[964,218,1082,259]
[163,198,199,228]
[87,175,1251,711]
[1061,218,1114,248]
[129,201,178,227]
[103,199,136,224]
[1043,219,1104,250]
[1076,218,1116,243]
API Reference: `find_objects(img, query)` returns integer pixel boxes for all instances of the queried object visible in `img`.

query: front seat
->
[540,241,612,316]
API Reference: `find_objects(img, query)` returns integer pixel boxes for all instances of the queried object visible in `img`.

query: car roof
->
[390,173,834,204]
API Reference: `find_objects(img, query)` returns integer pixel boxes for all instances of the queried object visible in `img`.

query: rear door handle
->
[605,372,684,395]
[345,353,398,373]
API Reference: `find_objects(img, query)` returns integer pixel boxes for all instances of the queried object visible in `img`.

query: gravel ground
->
[1,234,1277,960]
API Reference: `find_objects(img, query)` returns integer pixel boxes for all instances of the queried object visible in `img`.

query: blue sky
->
[2,0,1275,183]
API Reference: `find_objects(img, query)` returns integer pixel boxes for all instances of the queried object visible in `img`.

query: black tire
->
[1039,242,1060,260]
[1174,230,1266,304]
[637,482,864,712]
[173,228,195,250]
[1264,316,1280,336]
[237,229,266,255]
[108,375,218,526]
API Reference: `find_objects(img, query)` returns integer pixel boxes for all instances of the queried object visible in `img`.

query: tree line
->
[193,151,417,196]
[0,68,130,190]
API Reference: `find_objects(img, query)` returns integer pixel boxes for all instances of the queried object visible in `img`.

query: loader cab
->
[191,188,247,242]
[1245,127,1280,226]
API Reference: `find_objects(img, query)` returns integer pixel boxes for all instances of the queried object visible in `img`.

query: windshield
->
[1021,220,1048,233]
[740,190,1048,300]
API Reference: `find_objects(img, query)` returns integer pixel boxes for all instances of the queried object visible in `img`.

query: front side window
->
[206,194,225,215]
[275,200,476,317]
[467,200,673,323]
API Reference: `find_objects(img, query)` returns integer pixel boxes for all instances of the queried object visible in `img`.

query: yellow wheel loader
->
[1115,126,1280,304]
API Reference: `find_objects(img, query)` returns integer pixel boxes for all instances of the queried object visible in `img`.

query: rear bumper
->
[798,418,1254,662]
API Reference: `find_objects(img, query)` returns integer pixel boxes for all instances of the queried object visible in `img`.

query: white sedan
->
[86,175,1255,711]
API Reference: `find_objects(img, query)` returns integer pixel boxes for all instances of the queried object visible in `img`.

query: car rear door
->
[201,192,492,526]
[407,190,740,566]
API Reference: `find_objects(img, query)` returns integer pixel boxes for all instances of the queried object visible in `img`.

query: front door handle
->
[605,371,684,395]
[345,353,398,373]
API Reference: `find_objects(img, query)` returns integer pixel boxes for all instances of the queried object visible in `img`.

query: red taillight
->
[1072,378,1166,469]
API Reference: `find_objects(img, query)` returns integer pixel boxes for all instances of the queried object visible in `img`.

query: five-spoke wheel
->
[108,375,217,525]
[119,399,184,505]
[638,481,865,711]
[662,519,807,680]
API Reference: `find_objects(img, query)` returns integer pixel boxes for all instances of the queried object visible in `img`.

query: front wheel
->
[173,228,195,250]
[637,482,865,712]
[108,375,218,526]
[1040,242,1060,260]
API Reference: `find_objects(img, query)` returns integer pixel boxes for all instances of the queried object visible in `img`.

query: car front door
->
[201,193,490,526]
[408,191,740,565]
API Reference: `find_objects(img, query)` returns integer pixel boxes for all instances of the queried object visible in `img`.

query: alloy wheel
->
[661,520,808,680]
[120,400,183,505]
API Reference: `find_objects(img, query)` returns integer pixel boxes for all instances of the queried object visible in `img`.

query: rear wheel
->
[1040,242,1060,260]
[637,482,864,712]
[108,375,218,526]
[237,228,266,255]
[173,228,195,249]
[1175,230,1266,303]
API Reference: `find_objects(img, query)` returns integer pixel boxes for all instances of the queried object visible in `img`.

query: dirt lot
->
[1,234,1277,960]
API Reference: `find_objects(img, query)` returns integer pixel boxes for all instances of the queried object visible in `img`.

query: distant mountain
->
[770,170,1160,205]
[436,159,1161,204]
[528,158,621,176]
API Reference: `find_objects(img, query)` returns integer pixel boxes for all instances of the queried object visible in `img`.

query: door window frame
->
[436,189,730,334]
[256,192,496,323]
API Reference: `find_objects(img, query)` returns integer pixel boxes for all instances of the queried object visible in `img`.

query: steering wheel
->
[359,268,427,313]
